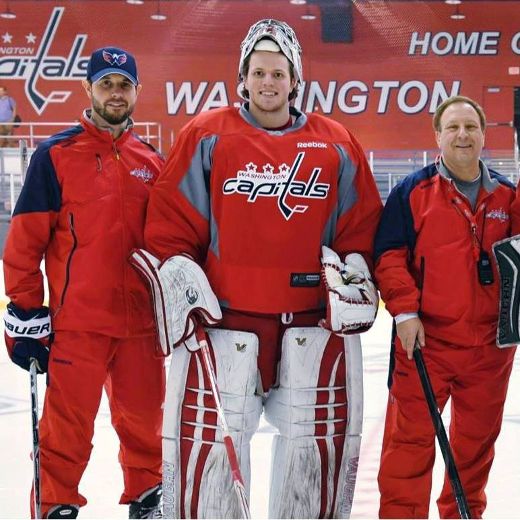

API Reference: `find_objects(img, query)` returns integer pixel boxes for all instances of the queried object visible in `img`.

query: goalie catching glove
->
[320,245,378,335]
[130,249,222,355]
[4,303,51,373]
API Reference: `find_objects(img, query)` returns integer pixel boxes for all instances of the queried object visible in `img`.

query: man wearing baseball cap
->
[3,46,165,518]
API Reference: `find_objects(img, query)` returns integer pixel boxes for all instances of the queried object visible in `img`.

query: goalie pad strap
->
[493,235,520,348]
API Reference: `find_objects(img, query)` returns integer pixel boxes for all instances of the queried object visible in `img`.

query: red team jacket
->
[145,106,383,314]
[374,161,516,347]
[3,113,164,337]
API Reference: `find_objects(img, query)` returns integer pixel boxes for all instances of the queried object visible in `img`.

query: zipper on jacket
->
[470,223,480,258]
[112,142,120,160]
[54,213,78,317]
[95,153,102,172]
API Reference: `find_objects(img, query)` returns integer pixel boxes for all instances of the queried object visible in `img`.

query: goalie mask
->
[238,19,303,99]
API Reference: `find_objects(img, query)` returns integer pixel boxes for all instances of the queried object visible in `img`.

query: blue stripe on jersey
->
[13,125,84,217]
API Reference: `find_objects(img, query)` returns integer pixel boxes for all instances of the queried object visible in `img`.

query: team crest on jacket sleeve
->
[222,151,330,221]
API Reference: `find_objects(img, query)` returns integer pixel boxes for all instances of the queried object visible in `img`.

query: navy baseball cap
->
[86,46,139,85]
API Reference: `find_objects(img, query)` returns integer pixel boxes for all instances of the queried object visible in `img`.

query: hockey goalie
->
[131,18,382,519]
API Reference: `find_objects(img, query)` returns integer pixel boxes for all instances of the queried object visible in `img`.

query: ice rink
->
[1,287,519,519]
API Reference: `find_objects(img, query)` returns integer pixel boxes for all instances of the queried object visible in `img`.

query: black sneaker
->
[129,484,162,519]
[46,505,79,519]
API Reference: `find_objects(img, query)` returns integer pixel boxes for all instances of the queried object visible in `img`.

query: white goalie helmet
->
[238,18,303,85]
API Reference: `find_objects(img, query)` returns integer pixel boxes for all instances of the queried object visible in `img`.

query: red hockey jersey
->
[145,106,382,314]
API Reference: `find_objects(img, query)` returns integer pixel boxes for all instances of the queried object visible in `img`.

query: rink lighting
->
[0,1,16,18]
[151,0,167,20]
[450,6,465,19]
[0,9,15,19]
[290,0,307,4]
[301,8,316,20]
[126,0,144,4]
[445,0,462,4]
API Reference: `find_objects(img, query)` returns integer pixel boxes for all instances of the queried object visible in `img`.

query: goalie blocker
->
[493,235,520,347]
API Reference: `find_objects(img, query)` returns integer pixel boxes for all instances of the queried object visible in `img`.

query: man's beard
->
[92,98,133,125]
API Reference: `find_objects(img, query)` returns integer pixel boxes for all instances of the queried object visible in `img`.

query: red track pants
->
[33,331,165,517]
[378,335,515,519]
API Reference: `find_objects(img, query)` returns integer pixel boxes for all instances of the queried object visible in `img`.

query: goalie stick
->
[413,345,471,519]
[29,359,42,519]
[194,326,251,519]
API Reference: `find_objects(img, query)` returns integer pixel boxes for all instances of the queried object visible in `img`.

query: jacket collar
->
[437,157,498,193]
[80,109,134,145]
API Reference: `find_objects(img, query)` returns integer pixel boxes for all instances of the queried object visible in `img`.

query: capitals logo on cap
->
[102,50,127,67]
[87,46,139,85]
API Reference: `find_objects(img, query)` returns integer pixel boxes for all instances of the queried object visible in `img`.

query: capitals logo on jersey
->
[222,152,330,220]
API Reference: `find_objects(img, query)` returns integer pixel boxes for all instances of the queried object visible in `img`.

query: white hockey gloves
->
[320,245,378,335]
[130,249,222,355]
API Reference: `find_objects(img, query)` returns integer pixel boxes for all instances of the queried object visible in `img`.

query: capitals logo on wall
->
[0,7,89,114]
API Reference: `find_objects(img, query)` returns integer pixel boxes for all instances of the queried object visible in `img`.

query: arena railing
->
[369,149,519,202]
[0,121,163,152]
[1,145,519,215]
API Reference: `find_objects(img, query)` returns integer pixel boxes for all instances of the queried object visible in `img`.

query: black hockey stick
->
[29,359,41,519]
[413,346,471,519]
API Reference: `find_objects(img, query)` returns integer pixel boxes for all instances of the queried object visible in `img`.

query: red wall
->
[1,1,519,151]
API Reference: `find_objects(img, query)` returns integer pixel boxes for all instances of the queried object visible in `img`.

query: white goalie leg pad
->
[264,327,363,519]
[162,329,262,519]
